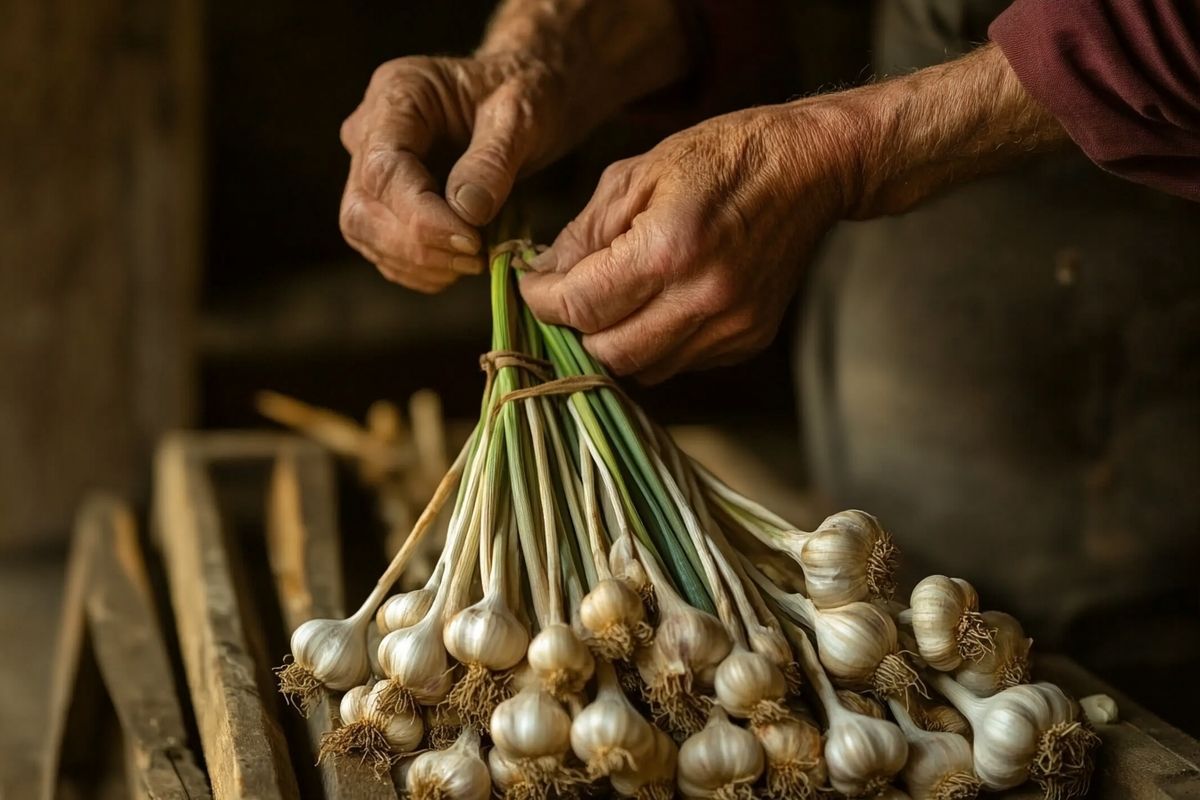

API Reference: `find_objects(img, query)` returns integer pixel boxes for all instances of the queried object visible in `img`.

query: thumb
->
[445,91,528,226]
[529,160,649,274]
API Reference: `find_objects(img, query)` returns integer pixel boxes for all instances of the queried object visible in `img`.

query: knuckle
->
[339,198,368,239]
[593,341,642,377]
[360,148,399,198]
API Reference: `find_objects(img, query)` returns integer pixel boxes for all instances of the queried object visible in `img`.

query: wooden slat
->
[79,493,211,800]
[266,443,399,800]
[38,505,99,800]
[155,433,299,800]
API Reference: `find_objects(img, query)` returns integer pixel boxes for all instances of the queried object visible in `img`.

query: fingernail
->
[453,183,493,223]
[449,234,479,255]
[451,255,484,275]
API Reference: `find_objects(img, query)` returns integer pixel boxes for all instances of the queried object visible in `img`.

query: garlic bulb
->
[824,706,909,797]
[611,727,677,799]
[376,611,455,712]
[918,704,971,737]
[278,606,373,711]
[837,689,886,720]
[376,586,437,634]
[570,661,656,777]
[677,706,764,799]
[527,623,595,701]
[805,600,922,698]
[636,587,732,736]
[934,676,1100,798]
[714,645,788,725]
[797,510,899,607]
[486,749,574,797]
[747,623,804,694]
[952,611,1031,696]
[443,592,529,728]
[320,682,425,775]
[579,578,651,660]
[490,686,572,760]
[405,728,491,800]
[887,698,980,800]
[755,716,826,799]
[792,622,908,797]
[907,575,995,671]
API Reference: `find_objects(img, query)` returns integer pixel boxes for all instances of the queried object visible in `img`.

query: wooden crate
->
[40,430,1200,798]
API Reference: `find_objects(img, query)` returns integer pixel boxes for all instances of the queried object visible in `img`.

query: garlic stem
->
[524,396,562,625]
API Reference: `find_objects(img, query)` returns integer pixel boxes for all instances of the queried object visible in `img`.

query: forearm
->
[775,43,1071,220]
[478,0,690,136]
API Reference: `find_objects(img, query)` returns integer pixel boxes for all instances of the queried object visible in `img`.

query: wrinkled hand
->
[519,103,860,382]
[339,54,567,292]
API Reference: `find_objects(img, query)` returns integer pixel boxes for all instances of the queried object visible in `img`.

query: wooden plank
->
[38,507,100,800]
[1035,654,1200,799]
[80,493,211,800]
[266,442,399,800]
[155,433,299,800]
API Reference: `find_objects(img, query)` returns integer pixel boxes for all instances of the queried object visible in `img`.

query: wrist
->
[781,43,1069,222]
[478,0,689,142]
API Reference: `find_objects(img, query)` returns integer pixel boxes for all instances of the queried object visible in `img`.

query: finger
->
[444,88,530,226]
[354,99,482,255]
[635,308,777,384]
[340,187,483,275]
[580,292,704,377]
[519,226,663,334]
[528,160,651,275]
[347,235,459,294]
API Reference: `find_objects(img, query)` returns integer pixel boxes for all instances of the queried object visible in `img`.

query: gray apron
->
[799,0,1200,718]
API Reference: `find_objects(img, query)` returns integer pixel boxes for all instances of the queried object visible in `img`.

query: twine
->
[478,348,633,423]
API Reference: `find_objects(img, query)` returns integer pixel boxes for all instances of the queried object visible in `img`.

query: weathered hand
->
[339,53,567,292]
[519,104,858,382]
[520,42,1066,381]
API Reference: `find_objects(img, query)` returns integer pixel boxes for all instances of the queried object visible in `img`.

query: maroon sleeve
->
[989,0,1200,201]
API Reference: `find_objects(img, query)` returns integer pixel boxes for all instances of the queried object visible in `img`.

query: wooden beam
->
[155,433,299,799]
[267,442,399,800]
[80,493,211,800]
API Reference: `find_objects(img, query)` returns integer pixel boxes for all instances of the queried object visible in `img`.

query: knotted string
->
[479,348,632,422]
[489,238,546,270]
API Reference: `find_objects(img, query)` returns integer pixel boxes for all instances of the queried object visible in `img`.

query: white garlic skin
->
[610,726,677,795]
[579,578,645,636]
[677,707,764,798]
[757,716,826,783]
[377,617,454,703]
[527,623,595,696]
[714,646,787,719]
[953,611,1031,696]
[824,711,908,796]
[289,615,371,691]
[569,667,656,774]
[799,509,894,608]
[968,682,1078,790]
[339,682,425,752]
[654,594,733,682]
[909,575,982,671]
[747,624,797,678]
[490,687,572,760]
[405,728,491,800]
[901,729,977,800]
[812,601,897,689]
[609,534,650,593]
[442,594,528,671]
[376,588,436,634]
